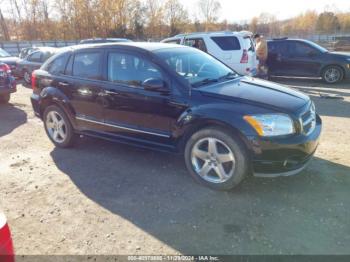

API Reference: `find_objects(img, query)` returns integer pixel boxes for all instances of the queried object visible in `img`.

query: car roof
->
[172,31,252,38]
[59,42,187,53]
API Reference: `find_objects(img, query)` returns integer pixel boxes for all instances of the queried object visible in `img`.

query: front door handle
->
[58,81,69,87]
[105,90,119,95]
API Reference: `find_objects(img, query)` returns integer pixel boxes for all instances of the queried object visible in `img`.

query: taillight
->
[240,49,249,64]
[31,72,37,91]
[0,64,11,75]
[0,214,14,261]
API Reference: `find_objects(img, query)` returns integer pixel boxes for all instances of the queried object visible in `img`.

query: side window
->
[165,39,180,44]
[184,38,207,52]
[292,42,316,56]
[72,52,101,80]
[28,52,42,62]
[211,36,241,51]
[107,52,162,88]
[47,54,69,75]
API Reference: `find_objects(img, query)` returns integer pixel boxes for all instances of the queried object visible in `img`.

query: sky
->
[180,0,350,23]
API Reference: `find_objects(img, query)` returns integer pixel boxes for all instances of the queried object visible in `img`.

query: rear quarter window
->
[211,36,241,51]
[72,52,102,80]
[46,53,70,75]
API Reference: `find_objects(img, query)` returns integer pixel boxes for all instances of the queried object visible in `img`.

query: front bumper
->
[249,115,322,177]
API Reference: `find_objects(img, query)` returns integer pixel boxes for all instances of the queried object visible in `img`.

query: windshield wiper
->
[219,72,238,80]
[192,78,219,88]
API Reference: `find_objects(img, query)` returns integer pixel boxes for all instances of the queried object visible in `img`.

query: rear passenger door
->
[59,50,106,131]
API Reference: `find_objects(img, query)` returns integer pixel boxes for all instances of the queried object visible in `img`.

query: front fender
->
[173,103,259,152]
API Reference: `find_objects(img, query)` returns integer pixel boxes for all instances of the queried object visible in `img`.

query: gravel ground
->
[0,79,350,255]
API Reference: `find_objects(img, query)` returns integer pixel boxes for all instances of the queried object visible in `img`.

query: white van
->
[161,31,257,76]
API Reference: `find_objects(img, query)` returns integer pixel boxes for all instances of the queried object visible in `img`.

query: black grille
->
[300,103,316,135]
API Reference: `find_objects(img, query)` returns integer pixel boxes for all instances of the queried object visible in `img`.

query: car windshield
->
[304,40,328,53]
[155,47,238,87]
[0,48,11,57]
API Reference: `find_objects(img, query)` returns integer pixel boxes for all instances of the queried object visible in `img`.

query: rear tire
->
[0,94,10,104]
[43,105,76,148]
[184,127,249,191]
[322,65,344,84]
[23,70,31,85]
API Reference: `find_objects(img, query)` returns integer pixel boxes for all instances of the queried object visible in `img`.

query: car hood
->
[328,51,350,59]
[0,57,20,65]
[199,76,310,112]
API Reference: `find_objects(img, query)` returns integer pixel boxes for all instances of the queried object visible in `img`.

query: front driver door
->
[285,41,322,77]
[101,50,184,145]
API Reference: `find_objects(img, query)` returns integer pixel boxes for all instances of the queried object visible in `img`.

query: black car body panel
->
[267,39,350,79]
[0,63,17,96]
[31,43,322,175]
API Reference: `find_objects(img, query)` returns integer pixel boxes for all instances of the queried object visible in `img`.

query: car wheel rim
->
[24,72,30,83]
[46,111,67,143]
[325,68,340,83]
[191,137,236,184]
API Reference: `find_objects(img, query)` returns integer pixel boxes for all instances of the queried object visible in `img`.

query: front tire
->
[322,66,344,84]
[184,128,249,191]
[43,105,76,148]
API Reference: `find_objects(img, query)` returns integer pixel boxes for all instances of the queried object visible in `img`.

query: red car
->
[0,211,14,262]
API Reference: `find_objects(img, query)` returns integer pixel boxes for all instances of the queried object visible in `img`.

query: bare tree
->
[198,0,221,31]
[164,0,189,36]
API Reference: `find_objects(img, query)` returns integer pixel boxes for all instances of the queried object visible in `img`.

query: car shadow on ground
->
[50,137,350,254]
[0,103,27,138]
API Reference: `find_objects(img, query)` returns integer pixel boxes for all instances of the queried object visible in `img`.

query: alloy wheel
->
[24,71,31,84]
[191,137,236,184]
[45,111,67,143]
[324,68,341,83]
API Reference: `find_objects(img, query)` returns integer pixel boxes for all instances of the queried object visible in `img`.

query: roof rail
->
[272,37,288,41]
[174,31,234,37]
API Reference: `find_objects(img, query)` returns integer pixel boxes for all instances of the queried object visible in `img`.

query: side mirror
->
[142,78,168,93]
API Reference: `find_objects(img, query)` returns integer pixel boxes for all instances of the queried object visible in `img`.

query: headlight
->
[244,114,295,137]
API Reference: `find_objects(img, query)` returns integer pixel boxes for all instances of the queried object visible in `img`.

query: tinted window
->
[289,42,317,56]
[108,52,162,87]
[270,41,289,55]
[47,54,69,75]
[28,52,42,62]
[165,39,180,44]
[211,36,241,51]
[73,52,101,80]
[184,38,207,52]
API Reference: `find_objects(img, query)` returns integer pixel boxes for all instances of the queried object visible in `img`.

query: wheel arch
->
[176,118,253,156]
[38,87,77,128]
[320,64,346,78]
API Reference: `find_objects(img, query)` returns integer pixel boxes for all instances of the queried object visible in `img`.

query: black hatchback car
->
[31,43,322,191]
[0,63,16,103]
[267,38,350,84]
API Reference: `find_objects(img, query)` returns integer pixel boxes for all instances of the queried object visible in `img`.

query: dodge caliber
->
[31,43,322,191]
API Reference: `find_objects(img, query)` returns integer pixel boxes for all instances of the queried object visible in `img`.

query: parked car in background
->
[161,31,257,76]
[0,63,16,104]
[0,210,14,262]
[0,48,21,77]
[17,47,57,84]
[18,47,40,59]
[267,38,350,84]
[31,43,321,191]
[79,38,132,44]
[333,39,350,52]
